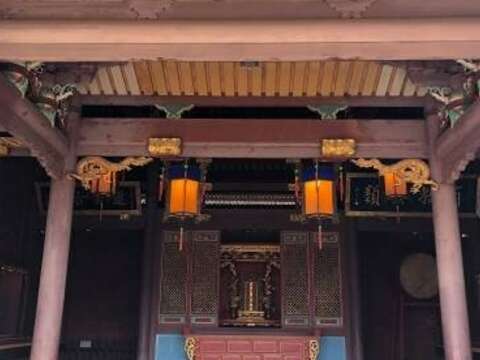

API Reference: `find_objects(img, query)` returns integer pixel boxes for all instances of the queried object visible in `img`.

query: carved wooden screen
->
[281,231,310,327]
[158,231,187,325]
[313,232,343,327]
[190,231,220,326]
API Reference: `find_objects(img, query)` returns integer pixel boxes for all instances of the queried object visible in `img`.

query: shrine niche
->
[220,244,281,327]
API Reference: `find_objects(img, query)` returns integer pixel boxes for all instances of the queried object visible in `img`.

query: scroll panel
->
[313,232,343,327]
[158,231,187,325]
[191,231,220,326]
[281,231,310,328]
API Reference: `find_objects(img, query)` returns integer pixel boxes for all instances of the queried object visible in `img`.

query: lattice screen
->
[281,231,310,327]
[191,231,220,326]
[313,232,343,326]
[158,231,187,324]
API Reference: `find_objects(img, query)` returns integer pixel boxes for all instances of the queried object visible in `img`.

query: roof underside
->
[80,60,429,98]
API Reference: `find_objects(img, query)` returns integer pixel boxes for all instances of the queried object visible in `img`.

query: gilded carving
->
[184,337,197,360]
[0,137,22,156]
[309,339,320,360]
[352,158,438,193]
[70,156,153,191]
[148,137,182,157]
[321,139,356,158]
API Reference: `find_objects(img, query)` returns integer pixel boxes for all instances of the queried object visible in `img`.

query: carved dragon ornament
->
[352,159,438,194]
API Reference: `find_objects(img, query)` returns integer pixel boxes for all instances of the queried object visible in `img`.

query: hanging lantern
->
[382,171,408,198]
[166,163,202,219]
[291,162,336,250]
[162,161,211,251]
[90,172,117,196]
[302,164,336,219]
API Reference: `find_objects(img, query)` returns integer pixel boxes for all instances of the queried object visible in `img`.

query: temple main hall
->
[0,1,480,360]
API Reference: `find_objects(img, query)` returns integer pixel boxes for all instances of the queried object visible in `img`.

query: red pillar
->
[30,176,75,360]
[427,112,472,360]
[30,110,79,360]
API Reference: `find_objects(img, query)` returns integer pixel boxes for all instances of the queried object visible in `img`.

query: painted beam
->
[78,118,427,159]
[1,18,480,61]
[434,100,480,183]
[0,74,69,178]
[79,95,426,108]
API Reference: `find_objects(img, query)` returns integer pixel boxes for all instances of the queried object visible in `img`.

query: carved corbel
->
[307,104,347,120]
[155,104,194,119]
[428,59,480,129]
[324,0,378,18]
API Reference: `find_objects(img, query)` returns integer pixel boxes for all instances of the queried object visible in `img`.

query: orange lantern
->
[382,171,408,198]
[166,163,201,219]
[302,164,336,219]
[90,172,117,196]
[164,162,206,251]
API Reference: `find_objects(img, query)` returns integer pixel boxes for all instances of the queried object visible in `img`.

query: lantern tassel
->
[179,226,184,251]
[339,166,344,202]
[317,223,323,251]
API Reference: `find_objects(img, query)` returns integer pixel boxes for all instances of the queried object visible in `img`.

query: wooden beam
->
[435,100,480,183]
[78,118,427,159]
[79,95,425,108]
[1,18,480,61]
[0,74,69,178]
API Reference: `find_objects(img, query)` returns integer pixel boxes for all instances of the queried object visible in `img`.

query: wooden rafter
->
[434,100,480,183]
[0,74,69,178]
[1,18,480,61]
[78,118,427,159]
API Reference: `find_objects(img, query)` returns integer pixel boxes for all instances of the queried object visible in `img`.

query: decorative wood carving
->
[191,231,220,326]
[70,156,152,191]
[0,73,69,179]
[184,337,197,360]
[148,137,182,157]
[313,232,342,327]
[159,232,188,324]
[321,139,356,158]
[281,231,310,327]
[309,339,320,360]
[352,158,438,193]
[324,0,378,18]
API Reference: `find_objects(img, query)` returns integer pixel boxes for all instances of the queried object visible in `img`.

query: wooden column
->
[30,110,79,360]
[29,176,75,360]
[427,113,472,360]
[137,162,159,360]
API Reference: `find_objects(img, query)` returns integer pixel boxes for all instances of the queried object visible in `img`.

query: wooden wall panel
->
[313,232,343,327]
[190,231,220,326]
[281,231,310,328]
[158,231,187,325]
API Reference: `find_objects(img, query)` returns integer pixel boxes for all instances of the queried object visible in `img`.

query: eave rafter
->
[434,99,480,183]
[0,74,69,178]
